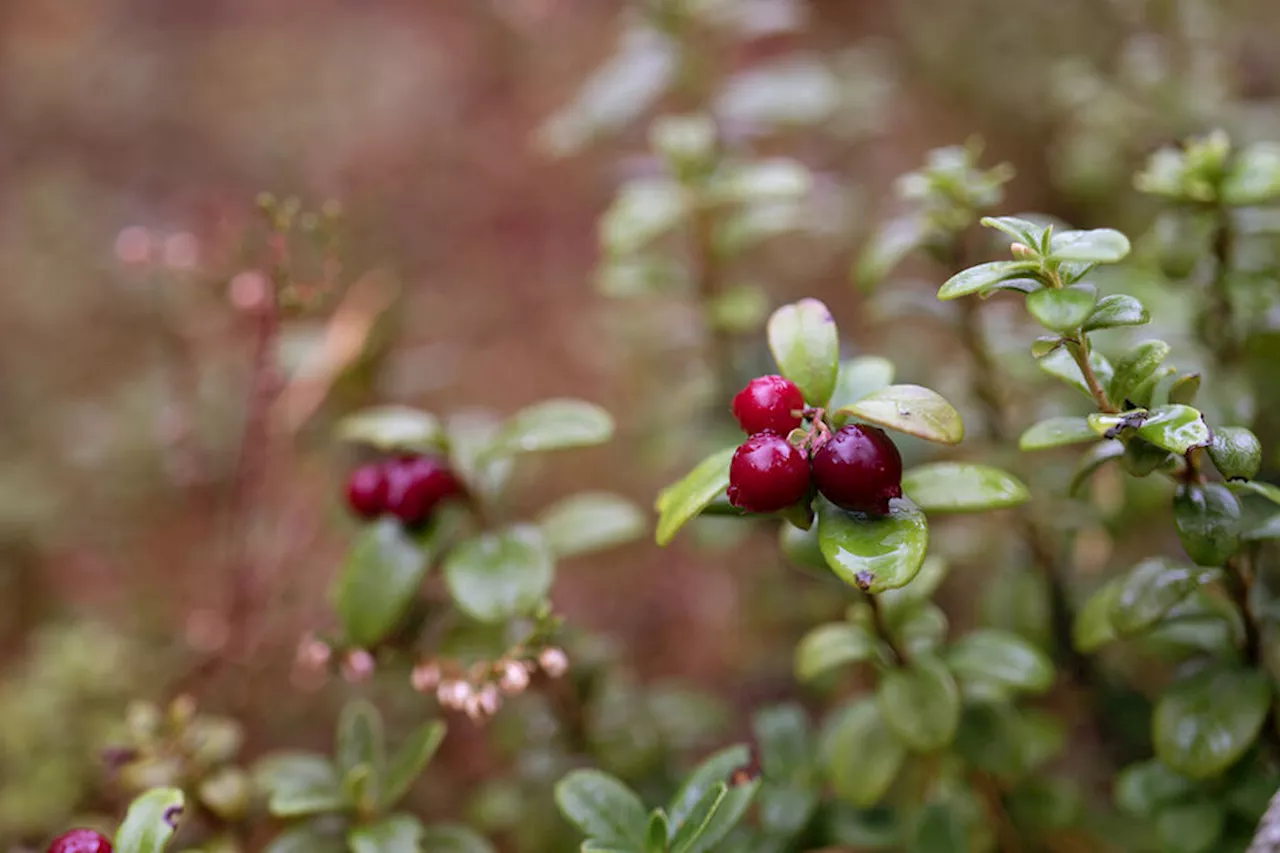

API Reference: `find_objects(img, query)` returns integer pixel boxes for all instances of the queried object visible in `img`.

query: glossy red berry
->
[48,829,113,853]
[346,463,389,519]
[732,375,805,436]
[727,433,812,513]
[384,455,463,526]
[812,424,903,515]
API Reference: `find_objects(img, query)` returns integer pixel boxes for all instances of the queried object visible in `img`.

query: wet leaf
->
[819,699,905,807]
[837,384,964,444]
[767,298,839,407]
[1138,405,1212,455]
[829,356,896,413]
[1173,483,1242,567]
[1109,341,1170,407]
[938,261,1043,301]
[900,463,1028,512]
[815,497,929,593]
[1208,427,1262,481]
[443,525,554,622]
[1025,284,1097,333]
[946,629,1054,694]
[1047,228,1131,263]
[1019,416,1098,450]
[795,622,878,682]
[1109,558,1204,636]
[1154,667,1271,778]
[1084,294,1150,331]
[877,656,961,752]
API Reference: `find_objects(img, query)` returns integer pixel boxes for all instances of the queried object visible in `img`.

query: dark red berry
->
[48,829,113,853]
[812,424,903,515]
[346,463,388,519]
[384,455,463,526]
[732,375,805,436]
[727,433,812,513]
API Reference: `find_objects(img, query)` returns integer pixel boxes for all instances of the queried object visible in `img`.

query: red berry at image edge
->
[727,433,812,513]
[384,455,463,526]
[48,830,113,853]
[346,462,389,519]
[812,424,903,515]
[732,375,806,436]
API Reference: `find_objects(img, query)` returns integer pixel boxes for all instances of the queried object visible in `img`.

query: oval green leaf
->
[1114,760,1198,818]
[837,384,964,445]
[1155,802,1224,853]
[1025,284,1097,333]
[1109,558,1204,636]
[1222,141,1280,205]
[1038,347,1114,401]
[336,406,443,452]
[1084,294,1150,331]
[877,656,961,752]
[115,788,185,853]
[1019,416,1098,450]
[1208,427,1262,481]
[1154,667,1272,779]
[938,260,1042,301]
[601,178,688,256]
[443,524,554,622]
[1173,483,1242,568]
[418,825,497,853]
[332,518,430,648]
[778,521,829,573]
[981,215,1049,247]
[856,215,927,290]
[828,356,896,413]
[1048,228,1131,263]
[349,815,424,853]
[795,622,878,682]
[946,629,1054,695]
[1109,340,1170,406]
[655,446,735,545]
[493,399,614,455]
[819,698,905,807]
[767,298,840,407]
[815,496,929,593]
[1138,405,1211,455]
[901,462,1029,513]
[1073,578,1122,652]
[382,720,446,810]
[555,770,648,848]
[253,753,345,817]
[539,492,646,559]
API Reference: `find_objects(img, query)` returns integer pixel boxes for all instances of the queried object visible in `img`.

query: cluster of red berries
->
[728,375,903,515]
[48,830,112,853]
[346,454,463,527]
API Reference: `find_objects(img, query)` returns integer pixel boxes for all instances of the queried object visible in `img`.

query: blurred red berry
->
[384,455,463,526]
[727,433,811,513]
[346,463,389,519]
[812,424,902,515]
[48,830,113,853]
[732,375,806,436]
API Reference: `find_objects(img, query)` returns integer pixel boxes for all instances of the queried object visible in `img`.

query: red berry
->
[346,463,388,519]
[732,375,805,436]
[49,830,113,853]
[812,424,903,515]
[384,455,463,526]
[727,433,812,513]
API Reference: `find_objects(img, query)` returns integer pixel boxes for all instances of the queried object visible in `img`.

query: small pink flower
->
[538,647,569,678]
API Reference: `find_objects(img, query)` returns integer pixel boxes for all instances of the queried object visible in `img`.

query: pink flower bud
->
[499,660,530,695]
[297,635,332,671]
[538,647,569,678]
[341,649,375,683]
[116,227,153,265]
[411,662,441,693]
[437,680,471,710]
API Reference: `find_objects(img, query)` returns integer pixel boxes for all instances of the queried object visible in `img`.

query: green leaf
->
[336,406,443,452]
[767,298,840,407]
[555,770,648,849]
[981,215,1048,247]
[1155,802,1224,853]
[254,753,346,817]
[669,784,728,853]
[418,825,497,853]
[1084,294,1150,331]
[332,519,429,648]
[819,698,905,807]
[711,159,812,204]
[1038,347,1113,400]
[778,522,828,572]
[794,622,877,682]
[381,720,445,809]
[348,814,423,853]
[826,804,903,848]
[879,555,950,617]
[1208,427,1262,481]
[654,446,735,546]
[877,656,961,752]
[900,462,1029,513]
[815,496,929,593]
[937,261,1042,301]
[1047,228,1131,263]
[1025,284,1097,333]
[828,356,896,412]
[752,704,812,781]
[336,700,385,784]
[1073,577,1122,652]
[1019,416,1098,450]
[946,629,1054,695]
[539,492,646,559]
[757,784,819,838]
[1154,666,1272,779]
[891,602,949,659]
[1110,558,1204,636]
[263,825,347,853]
[668,745,750,830]
[908,802,967,853]
[1222,141,1280,205]
[115,788,185,853]
[1006,777,1082,833]
[493,399,614,455]
[1115,760,1198,817]
[1109,341,1171,406]
[856,215,927,290]
[836,384,964,445]
[1069,440,1125,496]
[443,524,554,622]
[1173,483,1243,567]
[1137,405,1211,455]
[446,411,513,500]
[1230,479,1280,506]
[646,812,669,853]
[601,178,688,256]
[1168,373,1202,405]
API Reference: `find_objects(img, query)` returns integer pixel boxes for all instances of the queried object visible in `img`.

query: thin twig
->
[866,594,907,666]
[1066,336,1118,414]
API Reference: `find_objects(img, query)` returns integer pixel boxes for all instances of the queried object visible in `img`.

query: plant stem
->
[1225,546,1280,760]
[1201,204,1240,365]
[1066,335,1118,414]
[866,593,908,666]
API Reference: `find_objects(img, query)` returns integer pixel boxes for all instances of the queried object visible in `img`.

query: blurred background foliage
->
[6,0,1280,849]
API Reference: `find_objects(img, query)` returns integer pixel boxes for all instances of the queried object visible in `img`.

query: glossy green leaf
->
[1025,284,1097,333]
[1208,427,1262,481]
[1137,404,1211,455]
[1230,479,1280,506]
[1073,577,1122,652]
[767,298,840,407]
[254,753,346,817]
[1019,416,1098,450]
[778,522,828,572]
[645,812,669,853]
[819,698,905,807]
[601,178,688,256]
[1168,373,1202,405]
[1109,340,1170,406]
[669,784,728,853]
[1030,336,1061,358]
[856,215,927,289]
[418,825,497,853]
[1038,347,1113,400]
[1156,802,1224,853]
[757,784,819,838]
[946,629,1054,694]
[837,384,964,445]
[877,656,960,752]
[981,215,1048,247]
[555,770,648,848]
[336,700,384,784]
[828,356,896,412]
[678,779,758,853]
[654,446,735,545]
[539,492,646,559]
[1222,141,1280,205]
[815,496,929,593]
[1173,483,1242,567]
[336,406,443,452]
[937,261,1042,301]
[1141,588,1244,660]
[1154,667,1272,778]
[349,814,423,853]
[891,602,949,659]
[1115,760,1198,817]
[1109,558,1204,636]
[493,399,614,455]
[908,802,967,853]
[1246,513,1280,541]
[332,519,429,648]
[795,622,877,682]
[443,525,554,622]
[667,745,750,830]
[1048,228,1131,263]
[115,788,185,853]
[382,720,446,809]
[901,462,1028,512]
[1122,436,1175,477]
[1084,294,1150,331]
